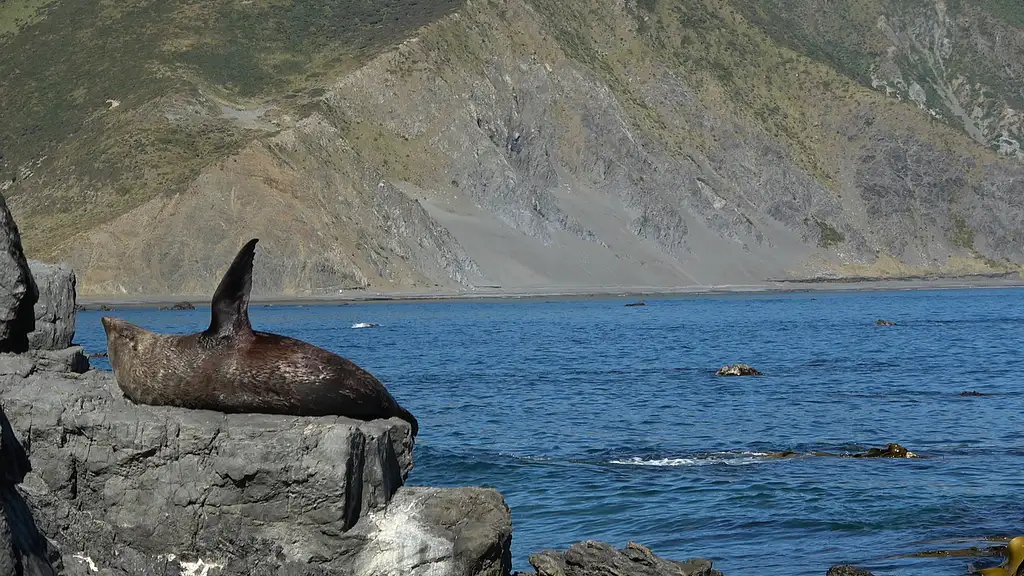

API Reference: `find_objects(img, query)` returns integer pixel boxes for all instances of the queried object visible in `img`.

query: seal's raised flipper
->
[205,238,259,337]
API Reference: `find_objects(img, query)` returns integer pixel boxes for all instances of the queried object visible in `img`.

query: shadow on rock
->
[0,406,61,575]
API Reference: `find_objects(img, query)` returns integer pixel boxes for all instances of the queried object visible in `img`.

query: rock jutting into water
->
[716,364,762,376]
[523,541,722,576]
[1,351,512,576]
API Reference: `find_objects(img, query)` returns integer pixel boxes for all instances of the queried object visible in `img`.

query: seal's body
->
[101,239,418,436]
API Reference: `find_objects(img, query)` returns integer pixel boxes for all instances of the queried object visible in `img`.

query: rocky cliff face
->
[2,0,1023,296]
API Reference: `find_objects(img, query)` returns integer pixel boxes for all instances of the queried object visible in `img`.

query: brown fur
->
[101,239,418,436]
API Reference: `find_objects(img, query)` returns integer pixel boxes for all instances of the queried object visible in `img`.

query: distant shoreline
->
[77,274,1024,309]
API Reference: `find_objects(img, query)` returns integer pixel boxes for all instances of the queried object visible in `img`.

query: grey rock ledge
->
[1,355,511,576]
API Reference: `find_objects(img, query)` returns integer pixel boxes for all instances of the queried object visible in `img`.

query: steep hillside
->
[2,0,1023,296]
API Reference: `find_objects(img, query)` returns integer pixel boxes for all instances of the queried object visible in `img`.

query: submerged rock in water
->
[527,540,722,576]
[625,301,647,307]
[763,443,922,459]
[852,442,919,458]
[875,319,897,326]
[826,566,875,576]
[716,363,762,376]
[157,301,195,311]
[959,391,991,397]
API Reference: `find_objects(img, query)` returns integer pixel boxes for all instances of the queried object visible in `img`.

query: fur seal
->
[101,238,419,436]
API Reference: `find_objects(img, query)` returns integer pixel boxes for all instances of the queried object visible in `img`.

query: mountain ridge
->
[2,0,1023,296]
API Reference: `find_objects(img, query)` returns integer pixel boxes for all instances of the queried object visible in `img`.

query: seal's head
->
[101,316,159,383]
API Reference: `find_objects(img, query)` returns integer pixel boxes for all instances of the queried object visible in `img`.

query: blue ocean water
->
[76,288,1024,576]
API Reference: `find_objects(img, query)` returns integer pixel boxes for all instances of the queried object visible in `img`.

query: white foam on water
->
[609,451,773,467]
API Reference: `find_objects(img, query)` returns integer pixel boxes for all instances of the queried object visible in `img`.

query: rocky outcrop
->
[525,541,722,576]
[25,260,76,350]
[0,351,512,576]
[715,364,763,376]
[0,194,36,353]
[0,404,61,576]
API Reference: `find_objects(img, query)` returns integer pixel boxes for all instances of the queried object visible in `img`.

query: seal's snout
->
[100,316,120,335]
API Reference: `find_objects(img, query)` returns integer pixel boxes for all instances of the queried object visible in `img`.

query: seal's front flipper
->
[206,238,259,337]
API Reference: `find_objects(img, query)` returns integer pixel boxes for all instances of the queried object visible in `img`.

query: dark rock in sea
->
[852,443,919,458]
[716,363,762,376]
[26,260,77,350]
[826,566,875,576]
[87,351,107,359]
[959,391,990,397]
[0,351,510,576]
[875,319,897,326]
[764,442,922,459]
[901,544,1004,558]
[0,404,63,575]
[0,193,38,353]
[527,540,722,576]
[157,301,195,311]
[98,304,112,311]
[625,301,647,307]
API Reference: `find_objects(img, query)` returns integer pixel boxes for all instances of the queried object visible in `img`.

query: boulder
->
[527,540,722,576]
[715,364,762,376]
[26,260,76,350]
[343,486,512,576]
[0,194,37,353]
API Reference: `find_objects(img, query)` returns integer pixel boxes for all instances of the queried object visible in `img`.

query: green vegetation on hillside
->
[728,0,884,85]
[0,0,461,255]
[968,0,1024,27]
